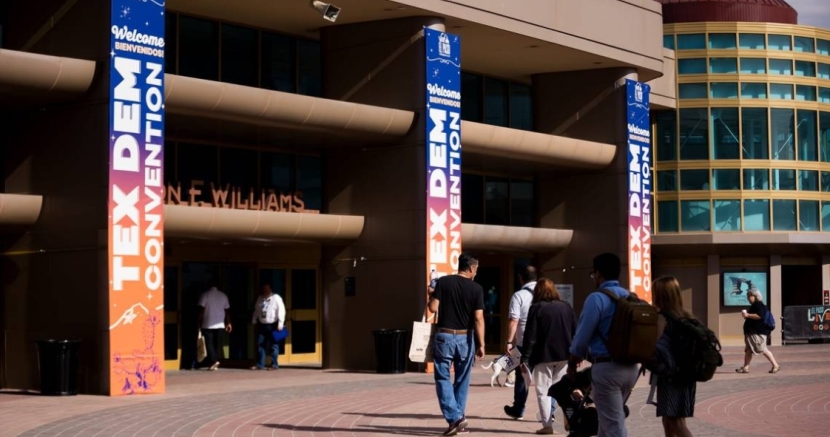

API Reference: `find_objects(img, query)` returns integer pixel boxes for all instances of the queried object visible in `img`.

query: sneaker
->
[505,382,515,387]
[456,428,470,435]
[503,406,523,420]
[535,427,553,435]
[443,417,468,436]
[209,362,220,371]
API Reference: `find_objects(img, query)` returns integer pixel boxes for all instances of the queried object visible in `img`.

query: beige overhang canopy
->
[0,49,96,107]
[461,121,616,169]
[164,205,365,243]
[164,74,415,138]
[0,194,43,226]
[461,223,573,253]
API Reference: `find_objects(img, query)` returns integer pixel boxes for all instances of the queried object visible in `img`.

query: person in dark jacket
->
[521,278,577,435]
[736,290,780,374]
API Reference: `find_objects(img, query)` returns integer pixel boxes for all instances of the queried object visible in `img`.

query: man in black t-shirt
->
[427,253,485,436]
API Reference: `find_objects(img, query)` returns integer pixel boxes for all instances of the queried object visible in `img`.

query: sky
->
[787,0,830,29]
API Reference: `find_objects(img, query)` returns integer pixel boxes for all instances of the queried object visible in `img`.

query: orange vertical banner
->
[107,0,167,395]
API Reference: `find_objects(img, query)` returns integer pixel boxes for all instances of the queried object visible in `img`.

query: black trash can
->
[372,329,407,374]
[36,340,81,396]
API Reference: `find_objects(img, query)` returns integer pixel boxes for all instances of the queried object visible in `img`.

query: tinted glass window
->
[658,200,678,233]
[178,16,219,81]
[740,58,766,74]
[679,108,709,160]
[744,199,770,231]
[655,111,677,161]
[795,60,816,77]
[677,34,705,50]
[261,32,295,92]
[714,200,741,231]
[709,33,736,49]
[679,83,707,99]
[710,83,738,99]
[165,13,178,74]
[800,200,820,231]
[220,147,258,195]
[680,169,709,190]
[461,73,483,122]
[743,169,769,190]
[797,85,817,102]
[484,78,508,127]
[773,199,797,231]
[298,40,321,96]
[678,58,707,74]
[177,143,218,188]
[771,108,795,160]
[711,108,739,159]
[485,177,509,225]
[509,83,533,131]
[713,169,740,190]
[821,112,830,162]
[769,59,792,75]
[260,152,293,193]
[297,155,322,211]
[461,173,484,224]
[795,36,815,53]
[510,180,534,226]
[739,33,765,50]
[681,200,710,231]
[772,169,796,190]
[798,110,818,161]
[768,34,792,51]
[221,24,257,87]
[663,35,675,50]
[741,83,767,99]
[770,83,793,100]
[709,58,737,74]
[742,108,768,159]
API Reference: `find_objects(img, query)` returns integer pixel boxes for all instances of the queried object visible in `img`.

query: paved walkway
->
[1,344,828,437]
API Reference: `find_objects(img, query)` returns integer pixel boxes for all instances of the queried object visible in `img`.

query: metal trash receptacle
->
[36,340,81,396]
[372,329,407,374]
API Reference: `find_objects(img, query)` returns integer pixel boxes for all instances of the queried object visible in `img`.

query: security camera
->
[310,0,341,22]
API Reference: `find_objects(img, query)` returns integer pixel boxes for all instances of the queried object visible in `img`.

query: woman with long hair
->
[652,276,695,437]
[736,289,780,374]
[519,278,576,435]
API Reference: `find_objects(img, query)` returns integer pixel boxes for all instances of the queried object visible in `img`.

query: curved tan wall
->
[164,75,415,138]
[461,223,573,253]
[164,205,365,243]
[0,49,95,101]
[462,121,617,168]
[0,194,43,226]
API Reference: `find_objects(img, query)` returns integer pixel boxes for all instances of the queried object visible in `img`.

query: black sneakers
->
[503,405,524,420]
[443,417,468,436]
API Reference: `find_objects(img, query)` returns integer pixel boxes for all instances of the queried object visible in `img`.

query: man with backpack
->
[567,253,643,437]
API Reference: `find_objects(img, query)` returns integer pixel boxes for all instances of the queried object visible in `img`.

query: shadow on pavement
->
[263,423,530,436]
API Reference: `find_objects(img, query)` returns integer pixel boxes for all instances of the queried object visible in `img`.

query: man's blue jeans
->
[256,324,280,369]
[433,332,474,424]
[513,347,557,417]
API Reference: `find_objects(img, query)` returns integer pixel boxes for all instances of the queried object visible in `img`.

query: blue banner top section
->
[625,79,651,130]
[425,28,461,110]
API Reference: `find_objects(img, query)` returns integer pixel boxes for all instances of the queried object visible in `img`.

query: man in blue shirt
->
[567,253,639,437]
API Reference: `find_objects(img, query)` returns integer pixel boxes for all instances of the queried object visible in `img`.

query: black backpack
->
[599,289,659,365]
[661,313,723,382]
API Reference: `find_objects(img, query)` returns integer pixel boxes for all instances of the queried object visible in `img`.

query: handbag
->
[196,330,207,362]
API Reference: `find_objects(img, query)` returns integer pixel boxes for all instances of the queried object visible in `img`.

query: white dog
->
[480,349,521,387]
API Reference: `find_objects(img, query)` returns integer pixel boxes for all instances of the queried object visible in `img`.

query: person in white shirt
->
[197,283,232,371]
[251,283,286,370]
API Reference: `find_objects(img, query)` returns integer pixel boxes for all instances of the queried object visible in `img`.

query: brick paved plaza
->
[1,344,828,437]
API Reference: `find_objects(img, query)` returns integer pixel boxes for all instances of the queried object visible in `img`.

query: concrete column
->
[2,1,111,394]
[822,255,830,292]
[319,17,444,370]
[769,255,782,346]
[533,68,637,313]
[706,255,720,334]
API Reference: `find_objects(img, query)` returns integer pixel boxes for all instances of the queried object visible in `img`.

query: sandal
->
[735,366,749,373]
[769,365,780,374]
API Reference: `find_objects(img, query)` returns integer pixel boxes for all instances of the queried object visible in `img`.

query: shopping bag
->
[408,317,436,363]
[271,327,290,342]
[495,347,522,373]
[196,330,207,362]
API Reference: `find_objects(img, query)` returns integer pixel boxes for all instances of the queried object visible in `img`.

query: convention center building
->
[1,0,675,395]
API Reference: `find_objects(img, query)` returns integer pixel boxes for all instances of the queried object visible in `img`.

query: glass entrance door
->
[259,267,321,364]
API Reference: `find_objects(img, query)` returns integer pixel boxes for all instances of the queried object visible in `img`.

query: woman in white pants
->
[520,278,577,435]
